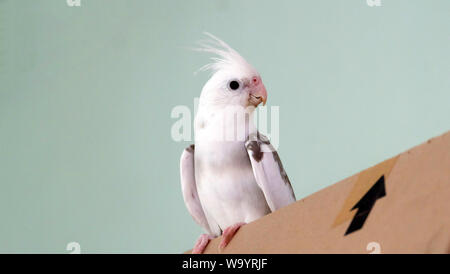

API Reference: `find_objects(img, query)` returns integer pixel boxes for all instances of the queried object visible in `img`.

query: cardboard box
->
[188,131,450,254]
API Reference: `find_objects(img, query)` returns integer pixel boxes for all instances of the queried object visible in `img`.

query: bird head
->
[196,33,267,110]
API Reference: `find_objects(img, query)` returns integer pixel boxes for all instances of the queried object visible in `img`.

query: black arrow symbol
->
[345,175,386,235]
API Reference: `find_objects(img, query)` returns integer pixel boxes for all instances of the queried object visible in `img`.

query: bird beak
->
[249,83,268,107]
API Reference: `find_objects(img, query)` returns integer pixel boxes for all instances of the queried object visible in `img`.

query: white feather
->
[195,32,258,76]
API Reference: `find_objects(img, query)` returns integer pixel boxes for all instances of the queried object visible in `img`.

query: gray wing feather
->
[180,145,213,234]
[245,133,296,212]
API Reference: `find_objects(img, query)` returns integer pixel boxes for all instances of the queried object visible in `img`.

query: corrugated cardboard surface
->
[188,131,450,254]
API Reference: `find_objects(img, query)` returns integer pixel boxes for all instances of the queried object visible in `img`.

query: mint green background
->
[0,0,449,253]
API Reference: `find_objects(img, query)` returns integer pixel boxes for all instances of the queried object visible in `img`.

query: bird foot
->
[192,234,214,254]
[219,222,246,252]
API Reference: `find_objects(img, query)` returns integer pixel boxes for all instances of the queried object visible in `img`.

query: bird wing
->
[245,132,296,212]
[180,144,213,235]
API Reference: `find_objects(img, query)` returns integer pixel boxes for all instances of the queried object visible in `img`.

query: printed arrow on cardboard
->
[345,175,386,235]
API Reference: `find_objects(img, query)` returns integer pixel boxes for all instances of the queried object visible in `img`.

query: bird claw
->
[219,222,246,252]
[192,234,214,254]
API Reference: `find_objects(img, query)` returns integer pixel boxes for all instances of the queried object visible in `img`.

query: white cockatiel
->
[180,33,296,254]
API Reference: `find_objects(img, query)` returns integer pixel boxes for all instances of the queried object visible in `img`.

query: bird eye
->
[228,80,240,91]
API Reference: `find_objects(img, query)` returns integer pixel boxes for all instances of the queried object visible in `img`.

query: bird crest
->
[195,32,257,77]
